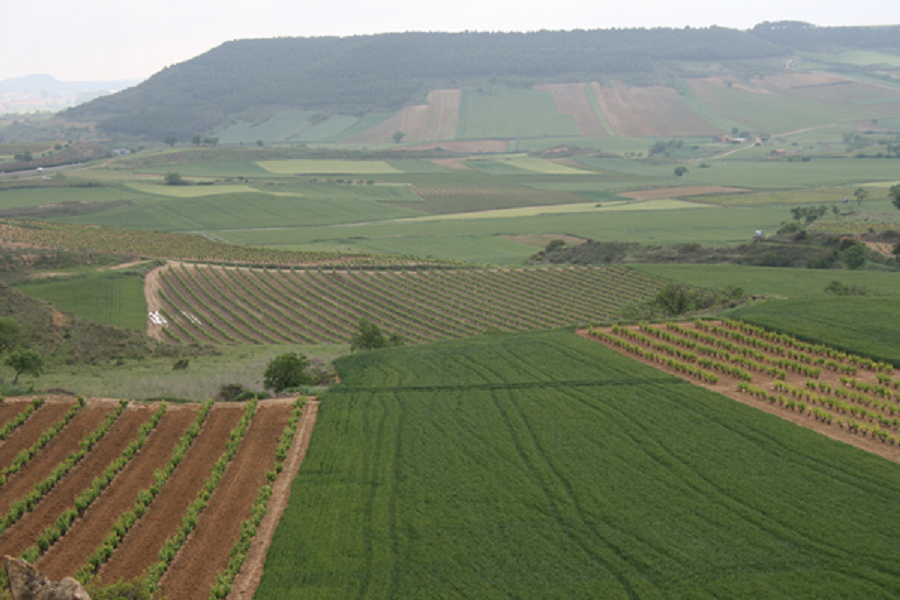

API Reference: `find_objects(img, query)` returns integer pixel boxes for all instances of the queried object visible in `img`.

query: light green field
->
[694,185,891,206]
[133,161,272,178]
[59,187,423,231]
[499,155,592,174]
[214,110,317,144]
[457,85,583,140]
[800,50,900,68]
[257,159,402,174]
[217,203,788,264]
[683,157,900,189]
[14,272,146,330]
[124,183,265,197]
[288,116,361,142]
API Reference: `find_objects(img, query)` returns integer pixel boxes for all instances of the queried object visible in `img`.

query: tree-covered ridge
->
[750,21,900,50]
[64,27,782,138]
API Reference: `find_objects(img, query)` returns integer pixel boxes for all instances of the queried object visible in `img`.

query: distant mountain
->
[61,24,900,141]
[0,74,142,94]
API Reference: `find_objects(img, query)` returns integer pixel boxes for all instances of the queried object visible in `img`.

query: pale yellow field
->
[390,199,713,223]
[498,155,592,175]
[126,183,265,197]
[257,160,401,174]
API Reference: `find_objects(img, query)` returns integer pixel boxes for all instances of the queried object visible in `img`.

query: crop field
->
[631,263,900,299]
[150,263,666,345]
[406,184,589,213]
[350,90,461,144]
[533,83,609,137]
[728,297,900,367]
[214,110,318,144]
[14,273,146,331]
[0,397,312,600]
[123,183,264,198]
[256,329,900,599]
[593,81,718,137]
[457,85,583,140]
[256,159,402,175]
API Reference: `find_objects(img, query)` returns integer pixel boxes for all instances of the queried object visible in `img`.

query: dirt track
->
[229,399,319,600]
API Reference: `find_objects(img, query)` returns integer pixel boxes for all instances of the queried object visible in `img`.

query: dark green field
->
[255,330,900,600]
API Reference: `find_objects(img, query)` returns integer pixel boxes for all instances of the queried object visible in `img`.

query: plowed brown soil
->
[37,408,198,580]
[0,400,32,430]
[0,406,150,558]
[229,400,319,600]
[0,402,98,516]
[98,404,245,584]
[159,403,293,600]
[0,401,77,473]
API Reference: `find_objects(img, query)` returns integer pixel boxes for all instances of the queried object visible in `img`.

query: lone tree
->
[890,183,900,211]
[853,187,869,206]
[351,318,403,351]
[5,349,43,385]
[674,166,689,177]
[164,172,186,186]
[263,352,312,392]
[163,135,177,147]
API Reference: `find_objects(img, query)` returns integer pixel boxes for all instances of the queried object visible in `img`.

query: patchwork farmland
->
[0,397,314,600]
[149,264,666,345]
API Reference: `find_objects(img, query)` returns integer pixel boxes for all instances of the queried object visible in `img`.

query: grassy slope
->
[256,330,900,599]
[14,272,147,331]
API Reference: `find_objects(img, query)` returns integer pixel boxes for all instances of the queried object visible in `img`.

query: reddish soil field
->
[593,81,717,136]
[580,323,900,464]
[534,83,608,137]
[0,402,103,516]
[0,401,77,474]
[37,408,198,580]
[421,89,461,141]
[0,407,151,558]
[160,403,293,600]
[98,404,245,584]
[349,89,460,144]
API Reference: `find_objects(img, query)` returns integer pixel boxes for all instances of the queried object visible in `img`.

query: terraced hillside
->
[148,264,665,344]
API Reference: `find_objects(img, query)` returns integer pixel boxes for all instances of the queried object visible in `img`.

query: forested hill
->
[63,27,780,138]
[63,24,900,139]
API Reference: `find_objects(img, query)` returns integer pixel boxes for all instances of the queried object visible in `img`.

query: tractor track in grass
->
[97,404,245,584]
[0,406,151,558]
[37,407,198,580]
[160,402,293,600]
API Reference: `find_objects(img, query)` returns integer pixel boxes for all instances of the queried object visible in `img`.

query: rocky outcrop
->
[3,556,90,600]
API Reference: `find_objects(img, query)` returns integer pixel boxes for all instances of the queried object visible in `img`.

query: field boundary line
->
[228,398,319,600]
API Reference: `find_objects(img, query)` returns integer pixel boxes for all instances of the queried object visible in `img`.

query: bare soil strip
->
[0,402,100,516]
[37,408,198,580]
[98,404,245,584]
[578,326,900,464]
[0,401,76,470]
[229,399,319,600]
[159,403,294,600]
[0,407,152,559]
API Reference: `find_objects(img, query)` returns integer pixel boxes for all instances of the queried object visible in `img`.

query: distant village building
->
[714,135,746,144]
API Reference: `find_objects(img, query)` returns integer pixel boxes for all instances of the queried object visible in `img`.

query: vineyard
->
[588,318,900,461]
[0,220,445,268]
[0,396,314,600]
[149,263,666,345]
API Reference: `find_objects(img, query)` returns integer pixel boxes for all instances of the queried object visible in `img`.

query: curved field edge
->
[255,330,900,600]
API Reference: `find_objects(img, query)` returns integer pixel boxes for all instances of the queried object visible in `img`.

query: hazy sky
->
[2,0,898,82]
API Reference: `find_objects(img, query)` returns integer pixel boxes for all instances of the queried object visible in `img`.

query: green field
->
[632,263,900,298]
[214,110,317,144]
[728,295,900,366]
[257,159,403,175]
[14,272,147,330]
[256,330,900,599]
[457,85,583,139]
